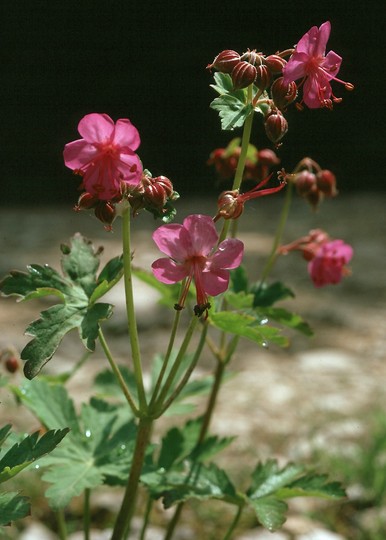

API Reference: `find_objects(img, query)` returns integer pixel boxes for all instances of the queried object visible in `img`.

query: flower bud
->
[295,170,317,196]
[0,347,20,374]
[316,169,337,197]
[257,148,280,166]
[271,77,298,110]
[264,54,287,74]
[215,190,244,221]
[254,64,272,92]
[94,201,116,230]
[231,61,257,89]
[74,191,99,211]
[264,110,288,144]
[240,49,264,66]
[143,175,174,209]
[207,50,240,73]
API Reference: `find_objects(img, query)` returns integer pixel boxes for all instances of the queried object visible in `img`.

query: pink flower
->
[283,21,353,109]
[278,230,353,288]
[63,113,143,200]
[151,214,244,316]
[308,239,353,287]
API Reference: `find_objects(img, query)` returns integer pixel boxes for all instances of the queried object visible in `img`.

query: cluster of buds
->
[74,172,178,229]
[285,158,338,209]
[208,138,280,183]
[207,49,291,93]
[278,229,353,287]
[0,346,20,374]
[214,173,286,222]
[129,172,178,219]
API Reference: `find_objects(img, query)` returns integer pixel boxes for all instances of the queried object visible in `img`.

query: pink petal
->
[201,269,229,296]
[152,258,188,284]
[152,224,192,260]
[321,51,342,79]
[63,140,98,169]
[315,21,331,57]
[78,113,115,143]
[210,239,244,270]
[295,25,318,55]
[82,162,120,200]
[303,75,331,108]
[282,52,308,83]
[182,215,218,256]
[113,119,141,150]
[118,153,143,186]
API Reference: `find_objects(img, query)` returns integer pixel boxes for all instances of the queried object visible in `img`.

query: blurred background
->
[0,0,384,204]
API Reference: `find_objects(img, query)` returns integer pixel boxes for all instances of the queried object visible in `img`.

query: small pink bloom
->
[308,239,353,287]
[63,113,143,200]
[278,230,353,287]
[283,21,353,109]
[151,214,244,316]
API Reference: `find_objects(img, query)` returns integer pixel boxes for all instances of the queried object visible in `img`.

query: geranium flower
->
[278,230,353,287]
[64,113,143,200]
[283,21,353,109]
[308,239,353,287]
[151,214,244,316]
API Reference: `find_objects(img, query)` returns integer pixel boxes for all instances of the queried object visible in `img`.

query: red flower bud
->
[264,110,288,144]
[231,61,257,89]
[240,49,264,67]
[207,50,240,73]
[74,191,99,211]
[257,148,280,166]
[264,54,287,74]
[316,169,337,197]
[215,190,244,221]
[143,175,174,209]
[5,356,19,373]
[295,170,317,196]
[271,77,298,110]
[94,201,116,230]
[254,64,272,92]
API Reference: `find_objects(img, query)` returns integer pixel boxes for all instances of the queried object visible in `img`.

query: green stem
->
[149,307,182,407]
[156,321,208,417]
[259,180,293,284]
[84,488,90,540]
[198,358,226,442]
[110,417,153,540]
[152,315,199,414]
[139,496,153,540]
[218,84,254,244]
[98,328,139,416]
[56,509,67,540]
[222,504,243,540]
[121,206,147,411]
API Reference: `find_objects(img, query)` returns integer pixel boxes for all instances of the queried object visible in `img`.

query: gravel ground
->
[1,193,385,539]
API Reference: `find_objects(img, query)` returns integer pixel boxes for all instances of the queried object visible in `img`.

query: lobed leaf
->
[210,95,253,131]
[0,492,30,526]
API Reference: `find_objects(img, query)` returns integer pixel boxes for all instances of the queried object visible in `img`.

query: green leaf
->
[0,234,115,378]
[278,473,346,500]
[0,428,69,483]
[255,307,313,337]
[14,379,137,509]
[209,311,288,347]
[0,492,30,526]
[60,233,101,297]
[143,461,238,509]
[230,266,249,293]
[210,95,253,131]
[0,425,12,448]
[248,460,305,499]
[210,72,236,95]
[251,281,295,307]
[248,496,288,531]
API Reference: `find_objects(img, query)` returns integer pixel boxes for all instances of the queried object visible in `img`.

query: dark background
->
[0,0,384,205]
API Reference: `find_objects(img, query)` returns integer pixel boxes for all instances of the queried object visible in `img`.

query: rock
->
[19,522,58,540]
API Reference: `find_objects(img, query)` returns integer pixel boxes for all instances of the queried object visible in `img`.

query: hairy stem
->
[110,417,153,540]
[122,206,147,411]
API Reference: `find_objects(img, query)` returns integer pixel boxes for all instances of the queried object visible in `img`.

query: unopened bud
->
[207,50,240,73]
[94,201,116,229]
[240,49,264,67]
[295,170,317,196]
[264,110,288,144]
[257,148,280,166]
[316,170,337,197]
[0,347,20,374]
[271,77,298,109]
[74,192,98,211]
[254,64,272,92]
[264,54,287,74]
[231,61,257,89]
[215,190,244,221]
[143,175,174,209]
